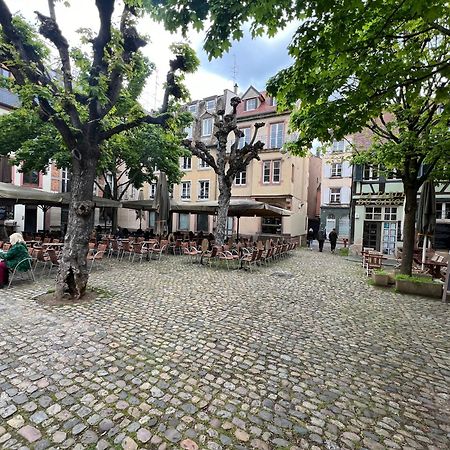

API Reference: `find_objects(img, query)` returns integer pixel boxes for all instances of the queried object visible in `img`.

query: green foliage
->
[338,248,349,257]
[395,274,438,284]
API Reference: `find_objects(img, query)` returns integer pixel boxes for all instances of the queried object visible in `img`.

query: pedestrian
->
[317,228,326,252]
[307,228,314,250]
[329,228,338,253]
[0,232,29,288]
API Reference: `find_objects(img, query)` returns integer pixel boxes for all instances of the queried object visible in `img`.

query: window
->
[272,161,281,183]
[263,160,281,184]
[261,217,282,234]
[436,202,450,219]
[180,156,191,170]
[185,125,193,139]
[181,181,191,199]
[61,168,70,192]
[179,213,189,230]
[363,165,379,180]
[149,183,157,199]
[202,117,213,136]
[270,97,277,106]
[23,170,39,186]
[269,123,284,148]
[198,180,209,199]
[331,163,342,177]
[197,213,209,232]
[365,207,382,220]
[235,170,246,186]
[329,188,341,204]
[206,99,216,112]
[149,211,156,228]
[331,140,346,152]
[386,169,399,180]
[384,207,397,221]
[187,104,197,114]
[238,128,251,149]
[245,98,258,111]
[198,158,209,169]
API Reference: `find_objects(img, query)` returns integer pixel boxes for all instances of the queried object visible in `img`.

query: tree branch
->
[99,113,170,141]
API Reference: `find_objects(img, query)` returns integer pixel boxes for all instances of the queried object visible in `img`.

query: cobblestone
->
[0,250,449,448]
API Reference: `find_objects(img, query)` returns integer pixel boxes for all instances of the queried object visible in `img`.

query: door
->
[24,206,37,233]
[197,213,209,232]
[363,221,381,251]
[326,217,336,236]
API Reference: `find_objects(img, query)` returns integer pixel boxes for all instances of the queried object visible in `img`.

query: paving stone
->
[0,252,449,450]
[18,425,42,443]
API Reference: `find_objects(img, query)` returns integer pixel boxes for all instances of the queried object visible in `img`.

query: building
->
[320,139,353,238]
[170,86,314,240]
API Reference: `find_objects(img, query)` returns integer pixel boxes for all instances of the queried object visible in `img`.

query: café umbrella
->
[417,180,436,270]
[154,171,170,235]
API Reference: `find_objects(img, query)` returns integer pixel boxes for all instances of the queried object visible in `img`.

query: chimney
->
[233,83,238,94]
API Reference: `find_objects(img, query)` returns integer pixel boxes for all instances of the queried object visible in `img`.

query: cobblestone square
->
[0,250,449,449]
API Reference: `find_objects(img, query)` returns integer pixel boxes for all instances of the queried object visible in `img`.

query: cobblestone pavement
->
[1,249,449,450]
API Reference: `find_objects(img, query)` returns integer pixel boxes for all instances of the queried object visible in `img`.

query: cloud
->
[194,24,295,93]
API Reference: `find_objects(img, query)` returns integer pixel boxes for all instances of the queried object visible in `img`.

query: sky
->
[9,0,294,109]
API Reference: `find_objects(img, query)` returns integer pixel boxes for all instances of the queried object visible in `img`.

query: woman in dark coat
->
[0,232,30,288]
[329,228,338,254]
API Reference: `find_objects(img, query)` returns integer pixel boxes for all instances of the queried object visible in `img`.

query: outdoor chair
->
[34,249,50,274]
[120,241,133,261]
[88,243,107,271]
[108,240,120,258]
[366,251,383,276]
[260,247,273,265]
[184,245,202,263]
[8,257,35,288]
[218,250,237,270]
[130,242,148,263]
[240,249,258,271]
[362,247,375,268]
[46,248,60,275]
[150,243,167,261]
[202,246,218,266]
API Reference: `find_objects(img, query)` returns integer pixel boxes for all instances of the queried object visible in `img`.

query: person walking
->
[329,228,338,253]
[317,228,326,252]
[306,228,314,250]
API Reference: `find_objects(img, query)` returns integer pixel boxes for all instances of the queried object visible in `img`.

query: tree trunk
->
[400,183,419,275]
[111,207,118,234]
[216,176,231,246]
[55,150,98,299]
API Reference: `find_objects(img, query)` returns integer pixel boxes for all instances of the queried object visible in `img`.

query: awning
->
[0,182,65,207]
[0,182,121,208]
[122,198,291,217]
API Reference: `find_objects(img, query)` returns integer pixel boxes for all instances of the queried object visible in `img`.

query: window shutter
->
[324,164,332,178]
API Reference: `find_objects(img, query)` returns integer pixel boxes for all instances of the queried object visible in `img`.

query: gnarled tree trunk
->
[216,176,231,245]
[400,183,419,276]
[55,148,99,299]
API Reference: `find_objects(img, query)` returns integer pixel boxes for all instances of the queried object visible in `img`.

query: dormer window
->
[188,104,197,114]
[206,99,216,112]
[245,98,258,111]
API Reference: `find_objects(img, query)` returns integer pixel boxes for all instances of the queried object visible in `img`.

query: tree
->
[153,0,450,274]
[0,0,198,299]
[184,97,265,245]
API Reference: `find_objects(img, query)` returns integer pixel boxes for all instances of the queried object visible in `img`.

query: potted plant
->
[372,269,390,287]
[395,274,443,298]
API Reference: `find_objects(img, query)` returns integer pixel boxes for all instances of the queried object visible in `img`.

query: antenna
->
[232,54,238,94]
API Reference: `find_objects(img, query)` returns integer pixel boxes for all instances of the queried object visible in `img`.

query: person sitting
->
[0,233,30,288]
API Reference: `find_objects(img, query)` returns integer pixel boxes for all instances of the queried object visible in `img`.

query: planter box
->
[395,279,443,298]
[372,273,390,286]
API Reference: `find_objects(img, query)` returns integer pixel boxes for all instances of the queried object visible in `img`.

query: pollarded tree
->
[183,97,265,245]
[0,0,198,299]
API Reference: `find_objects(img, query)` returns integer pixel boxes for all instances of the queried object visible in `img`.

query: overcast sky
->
[9,0,294,109]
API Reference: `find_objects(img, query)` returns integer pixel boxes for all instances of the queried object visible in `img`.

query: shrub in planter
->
[372,269,390,287]
[395,274,443,298]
